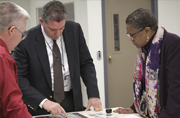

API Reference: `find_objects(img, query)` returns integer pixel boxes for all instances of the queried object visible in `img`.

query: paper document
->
[124,114,141,118]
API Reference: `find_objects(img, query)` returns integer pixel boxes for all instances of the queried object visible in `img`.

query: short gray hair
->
[0,2,30,33]
[126,8,158,31]
[41,1,68,24]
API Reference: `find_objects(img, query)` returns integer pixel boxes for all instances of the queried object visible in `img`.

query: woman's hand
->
[113,107,134,114]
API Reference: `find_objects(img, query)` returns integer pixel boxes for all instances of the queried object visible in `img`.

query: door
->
[105,0,152,108]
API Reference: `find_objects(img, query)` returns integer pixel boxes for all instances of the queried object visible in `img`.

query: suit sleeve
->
[0,55,32,118]
[130,103,137,113]
[77,24,100,99]
[159,35,180,118]
[13,41,46,111]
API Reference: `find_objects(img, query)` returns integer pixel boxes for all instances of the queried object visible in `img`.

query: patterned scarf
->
[133,26,164,118]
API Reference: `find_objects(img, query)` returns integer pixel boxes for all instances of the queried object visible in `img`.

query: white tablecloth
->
[33,107,142,118]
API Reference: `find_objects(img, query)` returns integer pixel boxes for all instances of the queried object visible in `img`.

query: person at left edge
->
[12,0,102,116]
[0,2,32,118]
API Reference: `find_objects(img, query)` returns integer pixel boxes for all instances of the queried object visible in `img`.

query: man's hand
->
[85,97,103,111]
[113,107,134,114]
[42,100,67,116]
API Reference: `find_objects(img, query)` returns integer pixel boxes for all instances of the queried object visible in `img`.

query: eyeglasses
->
[15,27,27,40]
[8,26,27,40]
[127,28,144,40]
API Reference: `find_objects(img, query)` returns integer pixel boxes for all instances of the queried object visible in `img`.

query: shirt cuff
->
[39,98,48,108]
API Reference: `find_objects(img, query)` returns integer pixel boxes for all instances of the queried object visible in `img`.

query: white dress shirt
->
[39,25,72,108]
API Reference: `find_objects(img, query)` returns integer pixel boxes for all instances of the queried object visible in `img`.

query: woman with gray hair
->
[0,2,31,118]
[114,8,180,118]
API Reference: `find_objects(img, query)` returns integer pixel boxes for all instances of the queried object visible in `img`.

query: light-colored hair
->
[0,2,30,33]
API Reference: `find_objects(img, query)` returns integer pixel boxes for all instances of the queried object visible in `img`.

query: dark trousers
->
[60,89,75,112]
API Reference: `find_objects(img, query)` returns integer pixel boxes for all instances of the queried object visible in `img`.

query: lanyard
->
[45,35,65,71]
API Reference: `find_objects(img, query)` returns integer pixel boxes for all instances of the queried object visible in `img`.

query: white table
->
[33,108,142,118]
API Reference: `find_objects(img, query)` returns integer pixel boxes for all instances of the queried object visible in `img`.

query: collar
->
[0,38,9,53]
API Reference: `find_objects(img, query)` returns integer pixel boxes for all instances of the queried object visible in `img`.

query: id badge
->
[140,91,148,115]
[63,71,71,91]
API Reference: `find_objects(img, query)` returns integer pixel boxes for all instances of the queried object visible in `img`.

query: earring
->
[147,36,149,42]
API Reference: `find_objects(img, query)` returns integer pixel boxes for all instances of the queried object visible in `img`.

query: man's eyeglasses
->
[15,27,27,40]
[8,26,27,40]
[127,28,144,40]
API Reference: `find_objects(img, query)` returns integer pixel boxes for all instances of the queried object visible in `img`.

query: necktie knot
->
[53,40,56,44]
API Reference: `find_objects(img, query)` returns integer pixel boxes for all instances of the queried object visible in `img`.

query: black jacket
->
[13,21,100,116]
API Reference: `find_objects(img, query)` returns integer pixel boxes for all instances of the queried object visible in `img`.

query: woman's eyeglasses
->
[127,28,144,40]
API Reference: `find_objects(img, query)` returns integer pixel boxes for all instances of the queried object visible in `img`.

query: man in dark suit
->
[12,1,102,116]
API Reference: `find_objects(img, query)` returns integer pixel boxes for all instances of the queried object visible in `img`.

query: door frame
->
[101,0,158,108]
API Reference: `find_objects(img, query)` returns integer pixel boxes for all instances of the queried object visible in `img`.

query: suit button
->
[50,95,52,98]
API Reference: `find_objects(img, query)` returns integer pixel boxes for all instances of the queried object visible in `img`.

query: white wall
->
[74,0,105,109]
[158,0,180,36]
[29,1,47,27]
[86,0,105,109]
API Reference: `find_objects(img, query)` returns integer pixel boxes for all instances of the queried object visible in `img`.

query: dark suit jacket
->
[130,29,180,118]
[13,21,100,116]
